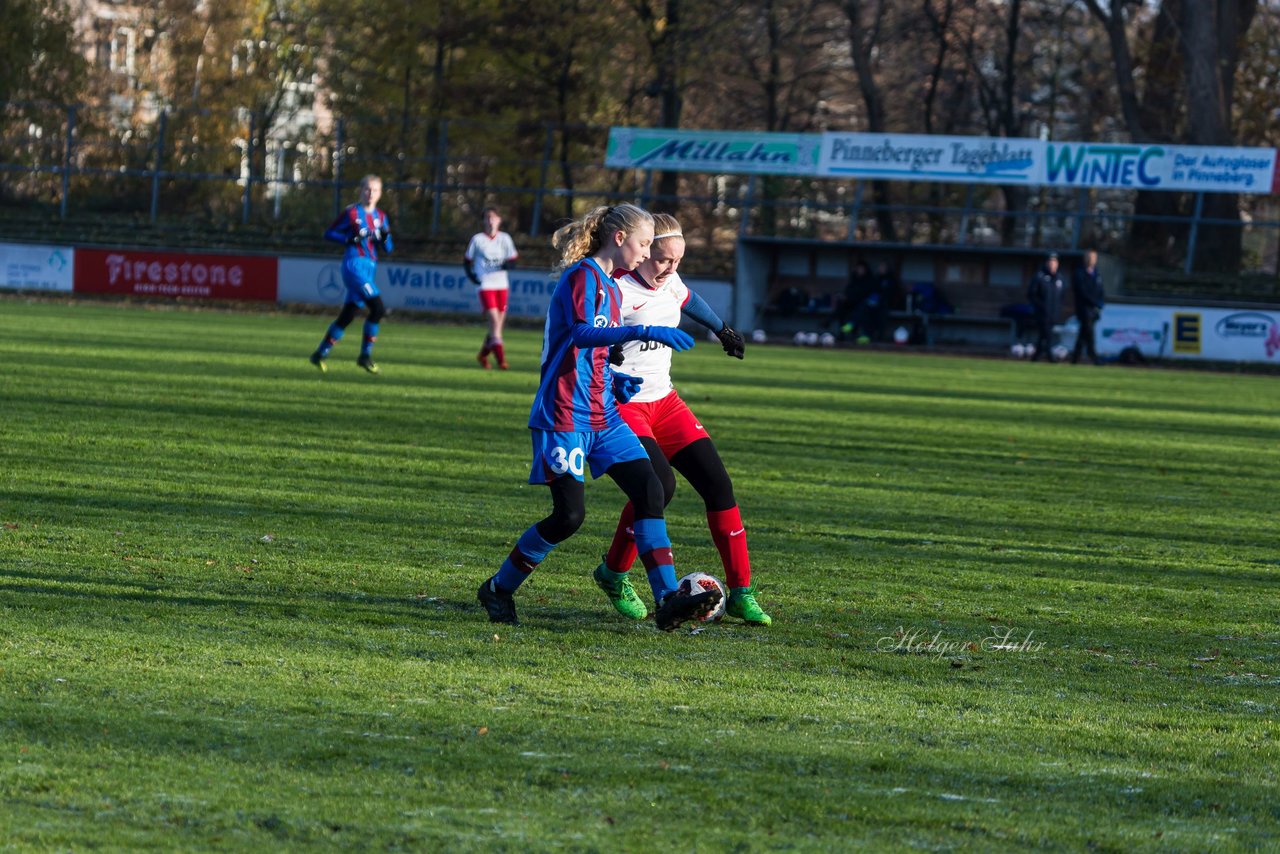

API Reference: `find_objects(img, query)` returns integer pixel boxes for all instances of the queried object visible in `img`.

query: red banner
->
[74,248,277,301]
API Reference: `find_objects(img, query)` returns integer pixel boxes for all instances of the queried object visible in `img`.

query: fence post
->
[60,105,76,219]
[1184,192,1204,274]
[333,118,344,217]
[957,183,975,245]
[739,175,756,239]
[242,111,256,225]
[430,118,448,236]
[150,110,168,223]
[846,182,864,241]
[530,123,553,237]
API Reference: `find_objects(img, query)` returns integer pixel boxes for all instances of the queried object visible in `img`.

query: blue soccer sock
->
[361,321,379,357]
[494,525,557,592]
[317,324,344,357]
[632,517,677,603]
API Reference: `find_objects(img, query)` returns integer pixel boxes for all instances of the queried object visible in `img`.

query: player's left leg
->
[357,295,385,373]
[672,437,772,625]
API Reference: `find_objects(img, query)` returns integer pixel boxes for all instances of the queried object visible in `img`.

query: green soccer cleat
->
[727,586,772,625]
[357,354,380,374]
[592,560,648,620]
[309,351,327,372]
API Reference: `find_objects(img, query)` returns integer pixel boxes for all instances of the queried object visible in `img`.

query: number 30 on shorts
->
[549,445,585,477]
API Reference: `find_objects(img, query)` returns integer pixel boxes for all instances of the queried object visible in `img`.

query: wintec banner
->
[608,127,1279,193]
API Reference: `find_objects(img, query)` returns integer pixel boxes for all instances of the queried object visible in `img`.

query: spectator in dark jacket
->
[1071,250,1104,365]
[1027,253,1065,361]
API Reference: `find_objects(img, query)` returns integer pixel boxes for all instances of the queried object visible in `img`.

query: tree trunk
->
[844,0,897,242]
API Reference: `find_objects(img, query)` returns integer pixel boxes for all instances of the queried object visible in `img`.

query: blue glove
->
[641,325,695,351]
[611,371,644,404]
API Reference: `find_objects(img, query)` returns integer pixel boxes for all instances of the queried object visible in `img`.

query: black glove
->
[464,266,480,286]
[347,226,369,246]
[374,224,391,251]
[716,324,745,359]
[502,260,515,271]
[608,343,625,366]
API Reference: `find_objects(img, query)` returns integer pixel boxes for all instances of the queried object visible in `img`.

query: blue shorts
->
[341,257,379,304]
[528,425,649,484]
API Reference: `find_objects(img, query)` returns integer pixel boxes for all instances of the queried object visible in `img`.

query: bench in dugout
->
[893,283,1020,349]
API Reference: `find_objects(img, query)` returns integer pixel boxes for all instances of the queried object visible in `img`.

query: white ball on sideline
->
[751,328,767,344]
[793,331,807,346]
[1011,343,1026,358]
[892,326,910,345]
[819,332,836,347]
[803,331,820,346]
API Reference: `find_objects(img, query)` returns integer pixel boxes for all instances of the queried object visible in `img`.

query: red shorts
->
[479,289,508,312]
[617,391,709,458]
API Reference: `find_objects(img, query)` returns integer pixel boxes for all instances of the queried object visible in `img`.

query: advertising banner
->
[277,257,559,318]
[1041,142,1277,194]
[819,133,1038,185]
[606,127,821,176]
[279,255,736,326]
[0,242,74,292]
[608,127,1279,194]
[74,248,277,301]
[1097,303,1280,363]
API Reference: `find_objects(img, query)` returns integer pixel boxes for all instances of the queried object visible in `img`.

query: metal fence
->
[2,100,1278,281]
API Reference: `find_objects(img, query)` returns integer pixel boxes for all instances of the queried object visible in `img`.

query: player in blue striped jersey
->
[478,204,721,630]
[310,175,392,374]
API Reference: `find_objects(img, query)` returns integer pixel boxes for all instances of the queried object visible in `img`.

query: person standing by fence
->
[1071,250,1104,365]
[311,175,391,374]
[1027,252,1064,362]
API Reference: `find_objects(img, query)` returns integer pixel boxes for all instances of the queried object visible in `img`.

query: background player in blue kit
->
[311,174,392,374]
[477,203,721,630]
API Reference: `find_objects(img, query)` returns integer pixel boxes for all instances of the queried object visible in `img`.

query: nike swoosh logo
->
[729,528,745,537]
[631,303,647,310]
[694,423,704,430]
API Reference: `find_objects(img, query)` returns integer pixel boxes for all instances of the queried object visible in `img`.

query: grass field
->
[1,297,1278,851]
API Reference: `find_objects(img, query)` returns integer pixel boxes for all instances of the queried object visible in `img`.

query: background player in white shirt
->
[464,207,519,369]
[592,213,772,625]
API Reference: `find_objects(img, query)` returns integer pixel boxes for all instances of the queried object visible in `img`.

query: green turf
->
[1,298,1277,851]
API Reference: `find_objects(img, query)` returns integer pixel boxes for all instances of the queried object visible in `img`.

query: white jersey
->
[614,269,691,403]
[465,231,519,290]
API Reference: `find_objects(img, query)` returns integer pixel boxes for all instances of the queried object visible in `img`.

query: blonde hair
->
[359,174,382,190]
[651,213,683,242]
[552,204,653,271]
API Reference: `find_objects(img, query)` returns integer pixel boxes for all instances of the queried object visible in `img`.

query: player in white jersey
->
[464,207,519,369]
[591,213,772,626]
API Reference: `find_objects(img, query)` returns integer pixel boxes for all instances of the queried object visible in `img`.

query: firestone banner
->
[75,248,277,300]
[607,127,1279,194]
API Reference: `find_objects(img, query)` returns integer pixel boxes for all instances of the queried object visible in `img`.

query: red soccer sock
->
[492,341,506,367]
[478,335,492,358]
[707,506,751,588]
[605,502,638,572]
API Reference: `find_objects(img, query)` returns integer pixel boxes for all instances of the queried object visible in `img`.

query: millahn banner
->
[606,127,1280,194]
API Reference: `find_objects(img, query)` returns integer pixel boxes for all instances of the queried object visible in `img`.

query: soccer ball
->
[1051,344,1070,362]
[803,331,820,346]
[751,328,767,344]
[892,326,910,345]
[792,330,807,346]
[818,332,836,347]
[1010,343,1026,358]
[676,572,727,622]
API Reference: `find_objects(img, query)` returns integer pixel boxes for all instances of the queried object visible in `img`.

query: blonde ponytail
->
[552,203,653,271]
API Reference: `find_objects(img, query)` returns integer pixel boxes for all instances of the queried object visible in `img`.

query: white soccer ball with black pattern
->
[676,572,727,622]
